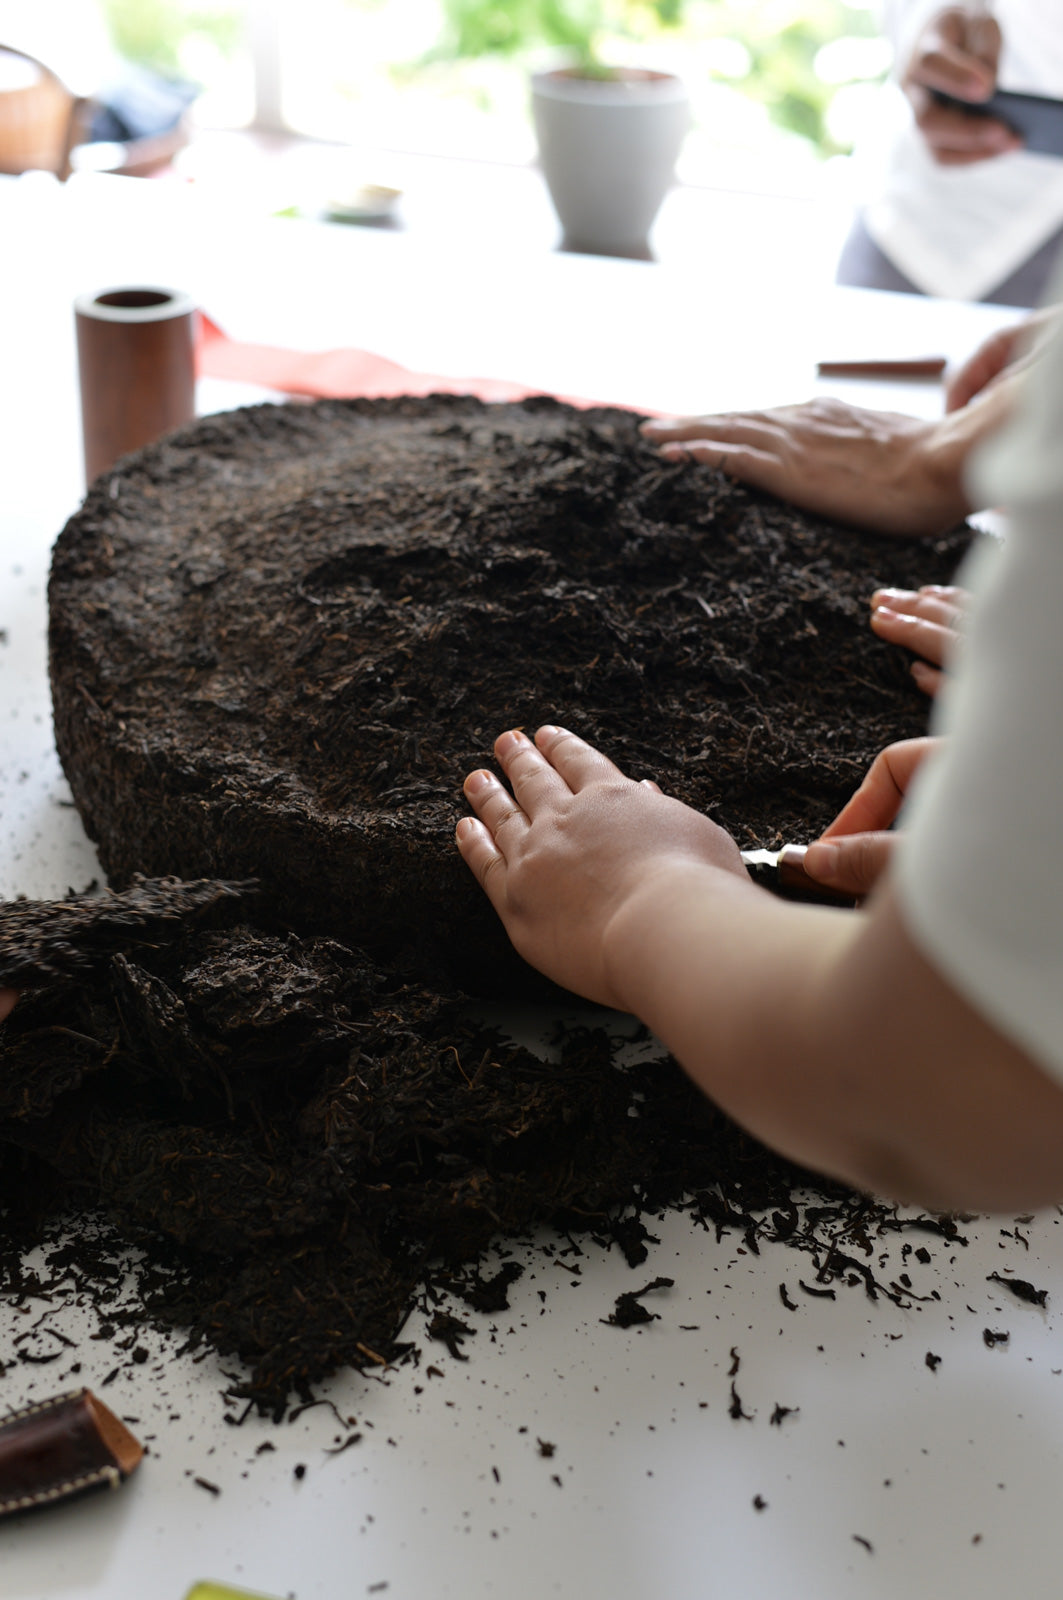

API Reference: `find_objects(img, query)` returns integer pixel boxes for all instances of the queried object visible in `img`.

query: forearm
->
[604,871,1063,1210]
[604,867,879,1185]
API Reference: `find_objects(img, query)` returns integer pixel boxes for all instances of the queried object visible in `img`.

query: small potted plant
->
[435,0,691,257]
[531,57,691,257]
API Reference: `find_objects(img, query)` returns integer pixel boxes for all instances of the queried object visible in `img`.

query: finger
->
[0,988,17,1024]
[910,659,945,696]
[646,413,787,453]
[871,606,958,669]
[803,832,896,898]
[641,414,715,443]
[945,328,1019,411]
[910,13,1000,99]
[642,413,742,444]
[455,814,508,906]
[918,110,1018,160]
[872,587,965,630]
[462,766,529,853]
[821,737,938,839]
[493,726,573,815]
[659,439,794,499]
[913,584,969,605]
[533,724,628,792]
[911,44,993,96]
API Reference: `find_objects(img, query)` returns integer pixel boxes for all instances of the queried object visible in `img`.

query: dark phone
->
[930,88,1063,157]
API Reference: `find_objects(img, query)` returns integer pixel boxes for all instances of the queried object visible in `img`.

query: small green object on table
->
[185,1585,284,1600]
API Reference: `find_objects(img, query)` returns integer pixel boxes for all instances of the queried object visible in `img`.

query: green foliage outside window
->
[97,0,887,158]
[99,0,243,80]
[431,0,884,154]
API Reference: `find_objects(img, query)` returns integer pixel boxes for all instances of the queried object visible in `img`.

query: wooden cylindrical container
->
[75,285,197,485]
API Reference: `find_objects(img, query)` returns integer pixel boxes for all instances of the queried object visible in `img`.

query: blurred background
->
[0,0,888,200]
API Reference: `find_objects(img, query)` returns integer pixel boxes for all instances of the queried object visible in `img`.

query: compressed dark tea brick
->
[48,394,972,994]
[0,396,983,1416]
[0,877,253,989]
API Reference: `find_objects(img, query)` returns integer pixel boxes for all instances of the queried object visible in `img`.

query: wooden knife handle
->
[0,1389,143,1518]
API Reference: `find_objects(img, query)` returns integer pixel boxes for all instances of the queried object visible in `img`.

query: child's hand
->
[870,583,967,695]
[802,737,942,897]
[455,725,747,1006]
[0,989,17,1023]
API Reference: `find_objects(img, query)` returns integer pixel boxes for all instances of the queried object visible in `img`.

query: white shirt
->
[896,280,1063,1079]
[860,1,1063,300]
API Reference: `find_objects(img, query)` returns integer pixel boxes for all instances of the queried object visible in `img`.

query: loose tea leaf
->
[987,1272,1047,1307]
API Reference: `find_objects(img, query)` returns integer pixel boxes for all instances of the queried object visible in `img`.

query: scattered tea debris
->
[987,1273,1047,1308]
[852,1536,874,1554]
[769,1404,798,1426]
[779,1285,798,1311]
[752,1495,768,1511]
[445,1262,524,1315]
[799,1280,837,1301]
[603,1278,675,1328]
[323,1434,362,1457]
[537,1439,556,1459]
[729,1383,753,1422]
[428,1312,477,1360]
[925,1353,942,1372]
[611,1216,658,1268]
[193,1476,221,1496]
[984,1330,1010,1348]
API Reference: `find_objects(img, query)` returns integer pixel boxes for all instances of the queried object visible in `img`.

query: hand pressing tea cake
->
[48,394,971,992]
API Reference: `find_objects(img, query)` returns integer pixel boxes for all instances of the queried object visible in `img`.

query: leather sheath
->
[0,1388,143,1517]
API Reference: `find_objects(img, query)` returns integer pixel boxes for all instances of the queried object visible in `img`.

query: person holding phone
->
[837,2,1063,305]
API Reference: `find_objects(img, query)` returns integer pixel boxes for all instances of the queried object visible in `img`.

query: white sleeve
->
[895,296,1063,1080]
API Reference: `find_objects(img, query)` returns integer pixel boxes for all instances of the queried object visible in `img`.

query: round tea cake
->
[48,394,968,989]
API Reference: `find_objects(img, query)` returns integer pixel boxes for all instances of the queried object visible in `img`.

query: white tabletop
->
[1,170,1051,1600]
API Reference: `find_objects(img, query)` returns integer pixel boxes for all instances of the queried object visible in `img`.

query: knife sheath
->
[0,1388,144,1518]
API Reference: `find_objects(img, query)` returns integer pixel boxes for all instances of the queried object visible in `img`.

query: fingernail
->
[455,816,476,842]
[537,724,561,739]
[871,587,913,604]
[464,768,493,794]
[871,605,899,623]
[495,729,526,755]
[803,840,839,883]
[640,418,664,433]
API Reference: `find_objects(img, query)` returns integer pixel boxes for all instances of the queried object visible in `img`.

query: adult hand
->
[0,989,17,1023]
[455,725,748,1007]
[802,736,941,897]
[641,398,969,536]
[902,6,1020,166]
[946,310,1059,412]
[870,583,967,695]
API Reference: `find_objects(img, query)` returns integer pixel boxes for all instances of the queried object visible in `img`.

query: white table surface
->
[2,170,1053,1600]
